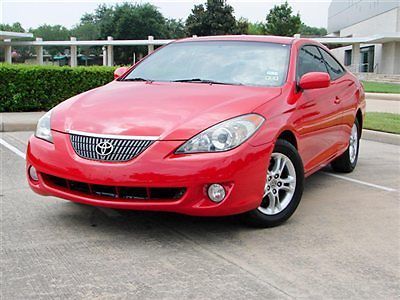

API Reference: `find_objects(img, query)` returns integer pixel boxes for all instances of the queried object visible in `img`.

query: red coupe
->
[27,36,365,227]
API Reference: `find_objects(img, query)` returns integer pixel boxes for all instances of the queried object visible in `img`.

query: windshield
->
[124,41,291,87]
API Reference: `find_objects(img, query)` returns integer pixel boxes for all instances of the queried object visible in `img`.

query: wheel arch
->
[277,130,298,149]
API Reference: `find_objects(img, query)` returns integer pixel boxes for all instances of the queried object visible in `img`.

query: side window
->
[297,45,328,81]
[318,47,345,80]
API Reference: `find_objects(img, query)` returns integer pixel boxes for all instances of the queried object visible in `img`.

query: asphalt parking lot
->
[1,131,399,299]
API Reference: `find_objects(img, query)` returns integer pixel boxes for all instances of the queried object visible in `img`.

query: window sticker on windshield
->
[265,71,279,81]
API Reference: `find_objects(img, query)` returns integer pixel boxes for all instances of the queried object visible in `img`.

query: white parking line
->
[1,137,397,193]
[323,172,397,193]
[0,137,26,159]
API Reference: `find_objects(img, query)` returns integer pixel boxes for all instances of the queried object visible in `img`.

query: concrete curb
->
[362,129,400,146]
[1,123,37,132]
[366,93,400,101]
[1,112,44,133]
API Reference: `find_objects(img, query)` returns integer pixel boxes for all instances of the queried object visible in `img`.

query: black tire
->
[242,139,304,228]
[331,118,360,173]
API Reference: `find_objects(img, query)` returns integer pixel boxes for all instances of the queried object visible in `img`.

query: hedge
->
[0,64,116,112]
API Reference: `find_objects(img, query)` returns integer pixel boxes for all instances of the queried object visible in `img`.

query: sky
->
[0,0,332,31]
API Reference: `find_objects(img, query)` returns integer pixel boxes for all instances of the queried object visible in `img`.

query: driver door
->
[293,45,344,173]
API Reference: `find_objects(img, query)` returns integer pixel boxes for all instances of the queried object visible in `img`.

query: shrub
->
[0,64,116,112]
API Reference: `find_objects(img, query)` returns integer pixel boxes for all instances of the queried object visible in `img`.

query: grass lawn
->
[364,112,400,134]
[362,81,400,94]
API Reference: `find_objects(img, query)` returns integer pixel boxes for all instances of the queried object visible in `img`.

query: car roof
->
[175,35,297,45]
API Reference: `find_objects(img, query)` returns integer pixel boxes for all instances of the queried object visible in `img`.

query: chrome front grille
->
[69,131,155,162]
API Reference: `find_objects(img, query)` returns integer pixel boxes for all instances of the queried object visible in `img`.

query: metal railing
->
[0,35,175,66]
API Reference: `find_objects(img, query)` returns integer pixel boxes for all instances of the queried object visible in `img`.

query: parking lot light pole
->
[35,37,43,65]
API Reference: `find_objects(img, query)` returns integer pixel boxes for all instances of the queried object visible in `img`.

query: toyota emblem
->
[95,141,114,156]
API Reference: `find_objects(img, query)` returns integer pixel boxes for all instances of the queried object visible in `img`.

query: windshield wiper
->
[122,77,153,82]
[173,78,237,85]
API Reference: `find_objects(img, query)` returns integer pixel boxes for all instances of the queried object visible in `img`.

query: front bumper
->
[26,130,274,216]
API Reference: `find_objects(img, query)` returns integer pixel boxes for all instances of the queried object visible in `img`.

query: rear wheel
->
[243,139,304,228]
[331,119,360,173]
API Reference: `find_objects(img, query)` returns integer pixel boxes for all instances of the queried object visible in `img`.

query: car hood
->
[52,81,281,140]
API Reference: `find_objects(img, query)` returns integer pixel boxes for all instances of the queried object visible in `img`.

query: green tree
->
[31,24,71,56]
[0,22,25,32]
[165,19,187,39]
[70,23,101,57]
[235,18,249,34]
[73,4,111,57]
[185,0,239,36]
[79,3,169,64]
[71,22,100,41]
[31,24,70,41]
[82,4,115,39]
[265,1,301,36]
[299,23,327,36]
[247,22,266,35]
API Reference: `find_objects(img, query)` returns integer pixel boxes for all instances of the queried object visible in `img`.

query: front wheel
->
[243,139,304,228]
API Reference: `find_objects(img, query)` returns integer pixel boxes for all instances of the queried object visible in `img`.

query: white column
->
[147,36,154,54]
[107,36,114,66]
[351,43,360,73]
[380,42,400,75]
[70,37,78,67]
[4,39,12,64]
[35,37,43,65]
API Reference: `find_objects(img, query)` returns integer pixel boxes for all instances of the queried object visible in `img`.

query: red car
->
[27,36,365,227]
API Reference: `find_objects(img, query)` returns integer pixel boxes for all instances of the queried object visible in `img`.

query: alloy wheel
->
[258,153,296,215]
[349,123,358,164]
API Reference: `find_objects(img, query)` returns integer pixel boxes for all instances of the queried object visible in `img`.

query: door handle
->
[334,96,341,104]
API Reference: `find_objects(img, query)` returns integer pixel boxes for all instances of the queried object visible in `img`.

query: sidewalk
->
[365,92,400,101]
[366,92,400,114]
[367,99,400,113]
[0,112,44,132]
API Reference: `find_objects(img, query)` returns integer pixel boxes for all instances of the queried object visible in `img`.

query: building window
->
[360,46,375,73]
[344,49,352,66]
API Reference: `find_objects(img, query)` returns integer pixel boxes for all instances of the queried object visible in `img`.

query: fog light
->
[207,184,226,203]
[29,166,38,181]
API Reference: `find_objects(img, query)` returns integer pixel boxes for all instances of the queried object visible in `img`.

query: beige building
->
[326,0,400,75]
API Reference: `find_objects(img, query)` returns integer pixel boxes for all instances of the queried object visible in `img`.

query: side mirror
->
[299,72,330,90]
[114,66,129,79]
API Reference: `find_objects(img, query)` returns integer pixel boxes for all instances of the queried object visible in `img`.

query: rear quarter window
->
[296,45,328,81]
[318,48,346,81]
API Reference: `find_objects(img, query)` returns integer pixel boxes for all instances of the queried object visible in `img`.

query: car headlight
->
[35,110,53,143]
[176,114,265,153]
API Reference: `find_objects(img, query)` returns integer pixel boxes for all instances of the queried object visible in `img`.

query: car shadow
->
[50,169,336,239]
[53,201,262,244]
